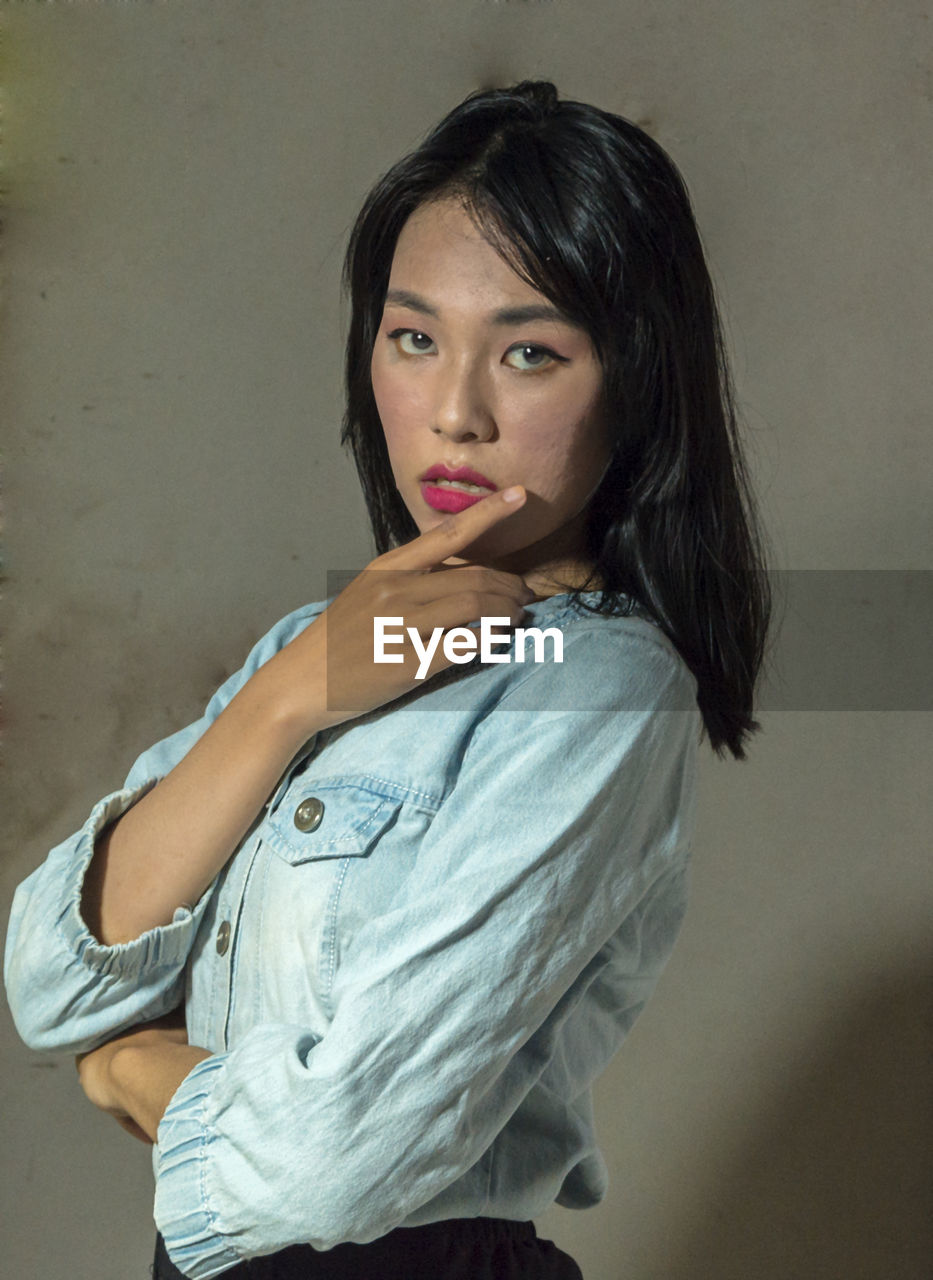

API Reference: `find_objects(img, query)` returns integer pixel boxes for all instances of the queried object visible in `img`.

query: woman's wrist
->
[247,626,335,745]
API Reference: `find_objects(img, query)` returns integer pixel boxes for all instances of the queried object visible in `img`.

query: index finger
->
[385,485,527,572]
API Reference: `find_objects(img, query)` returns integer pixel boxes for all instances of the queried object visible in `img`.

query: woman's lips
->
[420,480,495,513]
[421,464,497,488]
[419,464,501,513]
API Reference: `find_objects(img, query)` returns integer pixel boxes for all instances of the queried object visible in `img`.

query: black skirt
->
[152,1218,583,1278]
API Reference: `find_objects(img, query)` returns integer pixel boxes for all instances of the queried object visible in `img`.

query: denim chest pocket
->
[263,778,404,866]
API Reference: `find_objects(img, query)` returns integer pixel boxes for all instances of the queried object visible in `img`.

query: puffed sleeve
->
[153,625,700,1279]
[3,600,328,1054]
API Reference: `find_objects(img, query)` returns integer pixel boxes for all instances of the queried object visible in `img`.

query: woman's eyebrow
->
[384,288,580,329]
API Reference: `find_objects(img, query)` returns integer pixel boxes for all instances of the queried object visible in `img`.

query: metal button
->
[294,796,325,833]
[216,920,231,956]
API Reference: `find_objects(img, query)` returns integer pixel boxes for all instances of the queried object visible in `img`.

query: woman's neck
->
[521,560,603,602]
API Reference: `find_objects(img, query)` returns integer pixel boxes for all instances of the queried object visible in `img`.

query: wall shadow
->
[663,962,933,1280]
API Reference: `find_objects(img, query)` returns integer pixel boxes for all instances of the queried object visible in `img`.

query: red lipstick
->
[420,464,500,514]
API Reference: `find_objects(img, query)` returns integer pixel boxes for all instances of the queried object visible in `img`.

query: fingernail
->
[501,486,524,503]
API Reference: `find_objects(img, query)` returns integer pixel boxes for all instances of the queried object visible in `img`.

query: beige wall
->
[2,3,930,1276]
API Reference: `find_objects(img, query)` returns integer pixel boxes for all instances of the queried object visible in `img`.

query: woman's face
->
[370,197,612,591]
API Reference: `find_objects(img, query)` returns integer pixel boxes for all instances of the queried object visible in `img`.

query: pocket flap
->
[264,778,403,865]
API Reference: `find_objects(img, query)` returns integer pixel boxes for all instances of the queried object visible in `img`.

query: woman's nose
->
[430,359,495,443]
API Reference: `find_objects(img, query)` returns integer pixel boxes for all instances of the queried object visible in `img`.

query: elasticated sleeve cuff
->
[55,782,212,976]
[4,780,215,1053]
[153,1054,243,1280]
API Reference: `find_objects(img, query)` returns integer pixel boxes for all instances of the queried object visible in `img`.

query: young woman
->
[5,80,770,1279]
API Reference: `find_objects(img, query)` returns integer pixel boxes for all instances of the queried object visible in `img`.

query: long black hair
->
[341,80,772,761]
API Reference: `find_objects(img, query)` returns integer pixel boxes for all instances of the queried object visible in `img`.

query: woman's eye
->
[504,345,557,372]
[388,329,436,355]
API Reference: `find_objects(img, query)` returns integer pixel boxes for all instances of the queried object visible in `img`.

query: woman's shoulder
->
[513,589,698,708]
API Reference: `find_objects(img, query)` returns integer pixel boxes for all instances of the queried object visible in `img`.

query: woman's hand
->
[75,1008,207,1144]
[265,485,535,739]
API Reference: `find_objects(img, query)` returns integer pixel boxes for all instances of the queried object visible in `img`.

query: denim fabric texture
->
[5,590,700,1280]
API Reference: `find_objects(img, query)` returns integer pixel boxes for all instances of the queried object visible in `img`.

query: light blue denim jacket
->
[4,590,700,1279]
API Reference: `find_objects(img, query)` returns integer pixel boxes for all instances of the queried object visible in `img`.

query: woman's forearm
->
[76,1017,212,1144]
[81,657,321,946]
[110,1041,212,1142]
